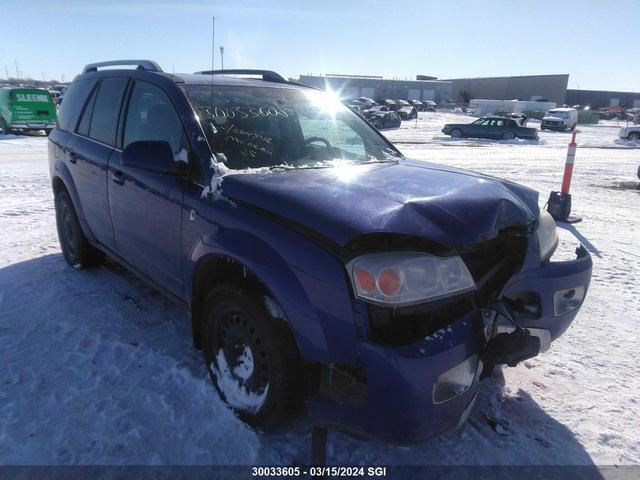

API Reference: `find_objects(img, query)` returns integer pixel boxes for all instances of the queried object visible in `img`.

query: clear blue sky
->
[1,0,638,91]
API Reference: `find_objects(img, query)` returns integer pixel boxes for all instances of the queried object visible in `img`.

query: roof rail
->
[82,60,163,74]
[193,69,288,83]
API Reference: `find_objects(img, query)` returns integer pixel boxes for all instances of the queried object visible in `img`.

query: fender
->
[187,228,334,364]
[53,160,98,243]
[185,221,368,364]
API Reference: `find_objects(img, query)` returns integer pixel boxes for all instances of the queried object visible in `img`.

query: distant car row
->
[345,96,438,129]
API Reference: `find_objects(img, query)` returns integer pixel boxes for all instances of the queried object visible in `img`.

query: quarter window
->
[88,78,128,145]
[76,86,97,137]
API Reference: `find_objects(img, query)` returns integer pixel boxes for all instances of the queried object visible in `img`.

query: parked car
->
[541,108,578,131]
[49,90,63,106]
[407,99,424,111]
[377,99,398,111]
[0,87,57,134]
[49,60,591,445]
[423,100,437,112]
[363,107,402,129]
[442,116,539,140]
[357,96,376,109]
[397,105,418,120]
[619,125,640,141]
[346,100,364,113]
[508,113,527,126]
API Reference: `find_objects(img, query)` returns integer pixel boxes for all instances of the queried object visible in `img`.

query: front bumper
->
[7,122,55,131]
[306,246,592,444]
[541,122,567,131]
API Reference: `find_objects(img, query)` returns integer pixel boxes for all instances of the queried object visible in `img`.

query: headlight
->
[536,210,558,261]
[346,252,476,306]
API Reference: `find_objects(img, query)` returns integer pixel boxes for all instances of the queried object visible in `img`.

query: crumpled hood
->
[220,159,540,247]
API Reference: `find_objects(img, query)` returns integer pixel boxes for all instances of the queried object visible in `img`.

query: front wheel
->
[55,190,104,268]
[0,117,9,134]
[203,286,305,432]
[451,128,463,138]
[628,132,640,141]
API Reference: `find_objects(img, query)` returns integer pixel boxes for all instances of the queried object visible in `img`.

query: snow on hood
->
[218,159,539,246]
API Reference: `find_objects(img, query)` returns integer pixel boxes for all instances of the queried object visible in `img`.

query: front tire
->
[629,132,640,141]
[55,190,104,268]
[203,285,305,432]
[451,128,463,138]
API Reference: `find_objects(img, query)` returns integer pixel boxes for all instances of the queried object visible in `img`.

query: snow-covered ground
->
[0,113,638,467]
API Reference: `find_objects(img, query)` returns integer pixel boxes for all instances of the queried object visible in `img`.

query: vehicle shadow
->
[557,222,603,258]
[0,254,602,471]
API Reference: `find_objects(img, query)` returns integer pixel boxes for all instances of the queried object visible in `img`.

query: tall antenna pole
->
[220,46,224,70]
[4,65,9,80]
[14,59,19,79]
[211,16,215,71]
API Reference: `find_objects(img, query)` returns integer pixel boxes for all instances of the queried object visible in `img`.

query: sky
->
[0,0,638,92]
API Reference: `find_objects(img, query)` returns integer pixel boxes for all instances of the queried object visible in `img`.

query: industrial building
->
[297,74,452,103]
[565,89,640,109]
[298,73,639,110]
[444,74,570,105]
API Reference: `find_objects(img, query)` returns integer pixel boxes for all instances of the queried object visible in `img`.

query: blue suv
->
[48,60,592,443]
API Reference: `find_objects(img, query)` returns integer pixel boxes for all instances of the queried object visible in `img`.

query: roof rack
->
[193,69,288,83]
[82,60,163,74]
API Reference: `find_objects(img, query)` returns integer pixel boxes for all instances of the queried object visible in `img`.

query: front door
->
[108,80,187,296]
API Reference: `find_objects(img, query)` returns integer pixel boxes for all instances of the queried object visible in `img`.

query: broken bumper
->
[306,246,592,444]
[307,309,486,444]
[501,245,592,340]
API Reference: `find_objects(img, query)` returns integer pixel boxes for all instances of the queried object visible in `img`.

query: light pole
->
[219,46,225,70]
[211,16,215,71]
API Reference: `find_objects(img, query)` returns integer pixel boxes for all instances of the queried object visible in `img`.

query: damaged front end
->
[307,222,592,444]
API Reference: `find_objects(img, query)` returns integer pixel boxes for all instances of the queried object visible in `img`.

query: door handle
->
[111,170,125,185]
[68,151,78,164]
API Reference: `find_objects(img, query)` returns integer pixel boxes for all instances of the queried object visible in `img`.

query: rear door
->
[487,119,506,139]
[66,78,128,250]
[107,80,186,296]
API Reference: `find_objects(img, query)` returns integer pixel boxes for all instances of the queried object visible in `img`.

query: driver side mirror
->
[122,140,183,175]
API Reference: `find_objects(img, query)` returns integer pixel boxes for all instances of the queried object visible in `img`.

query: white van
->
[541,108,578,131]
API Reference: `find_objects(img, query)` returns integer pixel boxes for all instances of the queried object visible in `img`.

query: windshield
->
[547,110,569,118]
[183,85,400,170]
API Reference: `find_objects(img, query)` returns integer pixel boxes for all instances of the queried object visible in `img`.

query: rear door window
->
[88,78,128,146]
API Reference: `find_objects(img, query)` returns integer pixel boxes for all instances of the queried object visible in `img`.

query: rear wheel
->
[451,128,463,138]
[502,131,515,140]
[203,285,305,432]
[55,190,105,268]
